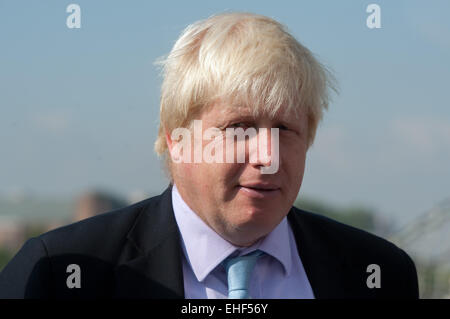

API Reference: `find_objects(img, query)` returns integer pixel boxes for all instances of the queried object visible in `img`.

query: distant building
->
[73,191,128,222]
[0,217,26,251]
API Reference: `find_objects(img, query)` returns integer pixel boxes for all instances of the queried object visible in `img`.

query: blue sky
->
[1,0,449,226]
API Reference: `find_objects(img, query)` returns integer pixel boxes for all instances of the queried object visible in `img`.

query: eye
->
[229,122,249,129]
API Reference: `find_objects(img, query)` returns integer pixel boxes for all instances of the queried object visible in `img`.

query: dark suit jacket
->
[0,185,419,298]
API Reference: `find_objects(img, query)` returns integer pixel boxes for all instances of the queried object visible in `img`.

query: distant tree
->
[295,197,377,232]
[24,223,49,239]
[0,247,13,272]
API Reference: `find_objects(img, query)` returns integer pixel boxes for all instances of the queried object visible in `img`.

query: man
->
[0,12,418,299]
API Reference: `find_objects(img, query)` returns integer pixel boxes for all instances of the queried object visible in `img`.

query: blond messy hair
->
[154,11,337,159]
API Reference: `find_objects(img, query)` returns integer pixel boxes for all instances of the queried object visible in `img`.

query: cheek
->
[221,162,244,183]
[282,145,307,182]
[178,163,210,189]
[191,162,242,197]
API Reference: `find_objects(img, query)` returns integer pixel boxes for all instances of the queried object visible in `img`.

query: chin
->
[235,205,282,232]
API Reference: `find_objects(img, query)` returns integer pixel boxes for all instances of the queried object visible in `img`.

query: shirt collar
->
[171,184,293,282]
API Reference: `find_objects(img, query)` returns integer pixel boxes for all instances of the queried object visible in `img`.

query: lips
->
[237,182,281,199]
[239,182,280,190]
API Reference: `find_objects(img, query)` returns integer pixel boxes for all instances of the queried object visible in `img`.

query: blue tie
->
[223,250,264,299]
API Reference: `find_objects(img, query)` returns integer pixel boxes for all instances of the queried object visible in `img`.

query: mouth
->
[237,183,281,199]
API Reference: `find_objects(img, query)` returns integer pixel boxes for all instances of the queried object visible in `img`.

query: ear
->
[164,126,181,163]
[164,125,174,152]
[164,126,177,162]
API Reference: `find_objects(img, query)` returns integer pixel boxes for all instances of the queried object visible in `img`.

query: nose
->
[248,127,280,174]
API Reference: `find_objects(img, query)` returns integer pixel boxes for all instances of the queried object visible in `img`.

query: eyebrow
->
[219,105,251,116]
[218,104,303,126]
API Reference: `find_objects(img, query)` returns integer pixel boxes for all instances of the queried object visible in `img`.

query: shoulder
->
[37,193,163,258]
[289,206,404,258]
[0,192,167,298]
[288,206,419,297]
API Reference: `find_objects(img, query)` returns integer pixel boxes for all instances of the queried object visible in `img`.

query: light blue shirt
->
[171,184,315,299]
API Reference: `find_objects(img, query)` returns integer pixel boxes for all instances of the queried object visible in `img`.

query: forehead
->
[208,99,302,122]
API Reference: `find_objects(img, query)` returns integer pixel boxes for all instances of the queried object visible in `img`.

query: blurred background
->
[0,0,449,298]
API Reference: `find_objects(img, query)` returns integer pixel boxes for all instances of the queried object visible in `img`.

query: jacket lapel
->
[113,185,185,298]
[287,208,349,298]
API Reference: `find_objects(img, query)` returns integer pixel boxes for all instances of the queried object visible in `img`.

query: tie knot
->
[223,250,264,299]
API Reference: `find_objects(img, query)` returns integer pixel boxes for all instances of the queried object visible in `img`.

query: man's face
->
[167,101,309,247]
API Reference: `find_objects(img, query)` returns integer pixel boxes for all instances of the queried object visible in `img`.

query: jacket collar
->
[113,184,185,298]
